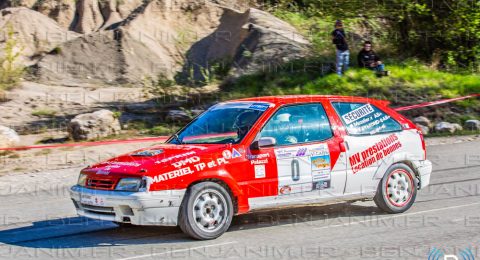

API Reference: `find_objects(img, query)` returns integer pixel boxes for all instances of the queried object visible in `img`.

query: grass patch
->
[223,60,480,102]
[149,125,180,136]
[426,130,480,138]
[31,109,57,117]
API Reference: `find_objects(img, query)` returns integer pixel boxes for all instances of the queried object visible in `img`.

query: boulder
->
[434,122,458,134]
[166,110,191,122]
[413,116,432,128]
[181,8,310,81]
[34,0,225,85]
[68,109,121,141]
[0,125,20,148]
[0,0,36,9]
[34,0,76,30]
[34,2,311,86]
[451,123,463,132]
[465,120,480,131]
[72,0,104,33]
[415,124,429,135]
[0,7,79,66]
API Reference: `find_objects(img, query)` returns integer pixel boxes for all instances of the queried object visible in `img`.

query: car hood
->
[81,143,230,178]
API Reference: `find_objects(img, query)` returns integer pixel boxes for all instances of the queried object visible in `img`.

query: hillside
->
[0,0,479,146]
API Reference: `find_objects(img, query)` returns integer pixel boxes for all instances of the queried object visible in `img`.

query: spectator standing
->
[332,20,349,76]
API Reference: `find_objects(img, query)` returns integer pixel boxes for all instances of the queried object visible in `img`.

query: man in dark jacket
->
[358,41,386,73]
[332,20,349,76]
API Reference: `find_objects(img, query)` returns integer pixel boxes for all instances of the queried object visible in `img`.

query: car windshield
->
[169,102,270,144]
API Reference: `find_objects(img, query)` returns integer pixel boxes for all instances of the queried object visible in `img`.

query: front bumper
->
[412,160,432,189]
[70,186,186,226]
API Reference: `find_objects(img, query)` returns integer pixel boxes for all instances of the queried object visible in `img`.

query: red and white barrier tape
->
[0,93,477,151]
[394,94,480,111]
[0,136,168,151]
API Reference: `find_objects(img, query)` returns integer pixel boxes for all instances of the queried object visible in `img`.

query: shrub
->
[0,24,24,90]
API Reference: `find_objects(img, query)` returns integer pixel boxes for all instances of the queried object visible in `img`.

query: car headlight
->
[115,178,142,191]
[77,173,88,187]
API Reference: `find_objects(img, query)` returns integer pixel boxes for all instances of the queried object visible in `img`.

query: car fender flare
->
[372,151,420,180]
[185,169,247,212]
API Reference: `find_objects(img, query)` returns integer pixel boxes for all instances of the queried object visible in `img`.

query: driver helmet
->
[234,111,258,133]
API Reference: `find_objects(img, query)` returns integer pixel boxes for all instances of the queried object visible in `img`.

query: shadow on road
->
[0,201,380,249]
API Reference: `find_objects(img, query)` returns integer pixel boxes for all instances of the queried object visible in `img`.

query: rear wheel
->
[179,182,233,240]
[374,163,417,213]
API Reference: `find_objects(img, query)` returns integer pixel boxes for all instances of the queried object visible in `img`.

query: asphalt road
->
[0,140,479,260]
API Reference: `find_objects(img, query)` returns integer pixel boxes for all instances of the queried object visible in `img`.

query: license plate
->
[80,194,106,206]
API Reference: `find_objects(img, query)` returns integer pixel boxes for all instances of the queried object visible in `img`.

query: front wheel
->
[179,182,233,240]
[374,163,417,214]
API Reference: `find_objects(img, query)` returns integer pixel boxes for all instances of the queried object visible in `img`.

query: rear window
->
[332,102,402,136]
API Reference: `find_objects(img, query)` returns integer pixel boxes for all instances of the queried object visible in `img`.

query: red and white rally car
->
[70,95,432,240]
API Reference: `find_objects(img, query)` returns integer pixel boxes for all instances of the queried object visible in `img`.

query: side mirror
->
[251,137,276,150]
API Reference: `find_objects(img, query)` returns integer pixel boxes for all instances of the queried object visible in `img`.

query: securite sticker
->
[249,103,270,111]
[342,104,374,125]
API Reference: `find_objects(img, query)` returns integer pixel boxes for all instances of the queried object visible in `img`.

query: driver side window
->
[258,103,333,146]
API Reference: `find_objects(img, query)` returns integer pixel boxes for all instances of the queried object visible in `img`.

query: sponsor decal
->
[311,155,330,170]
[251,159,268,165]
[132,149,164,156]
[275,145,329,159]
[279,185,292,195]
[254,164,266,178]
[171,156,201,168]
[275,143,332,194]
[96,169,110,175]
[313,180,331,190]
[152,166,195,183]
[311,155,331,181]
[155,151,196,164]
[348,133,402,174]
[249,103,270,111]
[222,150,232,159]
[275,148,298,159]
[247,153,270,160]
[232,148,242,158]
[106,161,141,167]
[342,104,375,125]
[296,148,308,157]
[152,154,231,183]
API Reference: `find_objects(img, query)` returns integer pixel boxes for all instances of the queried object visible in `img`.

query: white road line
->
[314,201,480,229]
[116,241,238,260]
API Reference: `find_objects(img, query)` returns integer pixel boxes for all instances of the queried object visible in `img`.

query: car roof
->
[232,95,390,106]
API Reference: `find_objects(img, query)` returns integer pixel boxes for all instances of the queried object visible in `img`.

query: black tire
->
[179,182,234,240]
[114,222,133,228]
[374,163,417,214]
